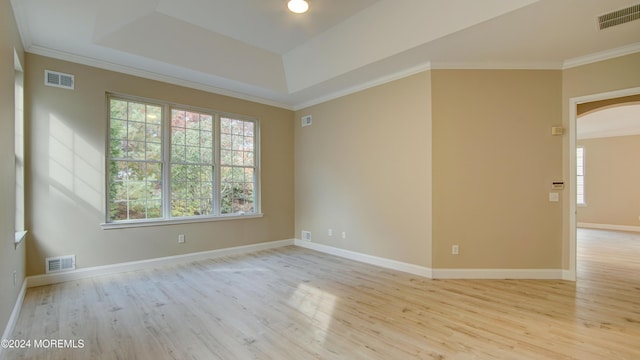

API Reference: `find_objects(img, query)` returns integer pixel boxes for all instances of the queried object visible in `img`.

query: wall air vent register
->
[46,255,76,273]
[44,69,75,90]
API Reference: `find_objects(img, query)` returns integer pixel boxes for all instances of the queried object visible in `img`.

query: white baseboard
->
[578,222,640,233]
[294,239,433,278]
[294,240,566,280]
[1,279,27,351]
[26,239,295,288]
[562,269,576,281]
[432,268,564,280]
[22,236,571,290]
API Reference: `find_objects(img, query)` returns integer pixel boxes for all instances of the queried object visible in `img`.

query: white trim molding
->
[578,222,640,233]
[563,42,640,69]
[432,268,564,280]
[294,239,433,278]
[295,239,567,280]
[292,62,432,110]
[569,87,640,283]
[1,280,27,351]
[26,239,294,288]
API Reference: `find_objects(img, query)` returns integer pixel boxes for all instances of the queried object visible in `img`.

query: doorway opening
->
[569,87,640,280]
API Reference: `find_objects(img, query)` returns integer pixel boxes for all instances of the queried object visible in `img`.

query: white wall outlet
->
[341,232,347,239]
[301,115,312,127]
[178,234,186,244]
[328,228,333,237]
[549,192,559,202]
[301,230,311,241]
[452,245,459,255]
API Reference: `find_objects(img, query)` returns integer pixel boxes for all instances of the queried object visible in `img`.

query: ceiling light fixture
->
[288,0,309,14]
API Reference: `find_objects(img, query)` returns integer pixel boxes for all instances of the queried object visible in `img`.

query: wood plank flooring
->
[4,229,640,359]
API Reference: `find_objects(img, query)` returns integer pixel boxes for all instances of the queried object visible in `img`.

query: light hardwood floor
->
[4,229,640,359]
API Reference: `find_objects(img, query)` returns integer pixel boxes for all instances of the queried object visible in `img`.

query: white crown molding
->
[26,46,296,111]
[430,61,562,70]
[563,42,640,70]
[292,62,432,110]
[26,239,295,288]
[294,239,433,278]
[22,39,640,112]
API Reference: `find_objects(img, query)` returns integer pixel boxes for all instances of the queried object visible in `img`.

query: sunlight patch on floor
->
[288,283,336,343]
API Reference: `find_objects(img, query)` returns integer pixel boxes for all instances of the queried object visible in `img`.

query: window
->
[15,50,26,245]
[106,95,259,225]
[576,146,585,205]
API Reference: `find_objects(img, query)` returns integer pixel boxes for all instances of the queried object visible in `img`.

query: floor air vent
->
[46,255,76,273]
[598,3,640,30]
[45,70,75,90]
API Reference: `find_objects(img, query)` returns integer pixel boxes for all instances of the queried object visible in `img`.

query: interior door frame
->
[568,86,640,281]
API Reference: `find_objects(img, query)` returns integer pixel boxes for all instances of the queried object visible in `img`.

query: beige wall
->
[562,52,640,268]
[295,69,565,270]
[1,0,26,337]
[21,51,640,283]
[577,135,640,227]
[432,70,563,269]
[25,54,294,276]
[295,72,433,267]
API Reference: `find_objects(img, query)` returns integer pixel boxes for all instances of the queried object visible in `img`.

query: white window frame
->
[576,146,585,206]
[103,94,261,229]
[14,49,27,247]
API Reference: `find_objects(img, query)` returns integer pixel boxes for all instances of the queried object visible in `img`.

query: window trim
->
[14,49,26,248]
[102,93,261,229]
[101,212,263,230]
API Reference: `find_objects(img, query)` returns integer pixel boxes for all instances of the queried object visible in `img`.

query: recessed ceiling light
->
[288,0,309,14]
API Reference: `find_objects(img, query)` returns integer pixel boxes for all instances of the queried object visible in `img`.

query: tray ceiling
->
[11,0,640,109]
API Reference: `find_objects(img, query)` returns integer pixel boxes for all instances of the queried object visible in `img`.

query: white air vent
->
[301,115,312,127]
[598,3,640,30]
[46,255,76,273]
[45,70,75,90]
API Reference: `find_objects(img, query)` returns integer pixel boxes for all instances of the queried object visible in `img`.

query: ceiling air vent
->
[45,69,75,90]
[597,3,640,30]
[46,255,76,273]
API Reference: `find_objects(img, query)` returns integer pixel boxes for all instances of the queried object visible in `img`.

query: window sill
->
[101,213,263,230]
[15,230,27,249]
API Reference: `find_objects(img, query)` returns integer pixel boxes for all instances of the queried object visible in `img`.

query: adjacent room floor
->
[4,229,640,359]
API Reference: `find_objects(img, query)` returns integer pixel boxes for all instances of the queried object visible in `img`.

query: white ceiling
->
[11,0,640,109]
[578,103,640,139]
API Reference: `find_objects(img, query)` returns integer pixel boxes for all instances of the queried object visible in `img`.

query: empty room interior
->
[2,0,640,358]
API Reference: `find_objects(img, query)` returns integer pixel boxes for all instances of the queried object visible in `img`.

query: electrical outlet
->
[452,245,459,255]
[328,228,333,237]
[341,232,347,239]
[178,234,186,244]
[301,230,311,241]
